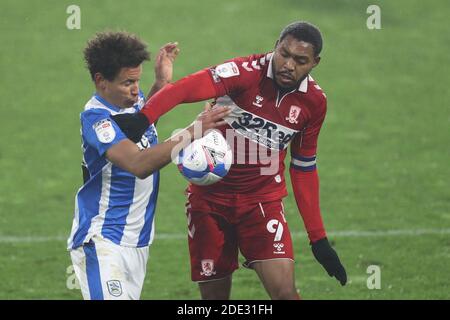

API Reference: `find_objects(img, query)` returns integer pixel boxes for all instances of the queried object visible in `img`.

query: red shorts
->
[185,193,294,282]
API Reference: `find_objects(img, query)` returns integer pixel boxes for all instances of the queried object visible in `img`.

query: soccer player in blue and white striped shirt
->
[67,32,229,300]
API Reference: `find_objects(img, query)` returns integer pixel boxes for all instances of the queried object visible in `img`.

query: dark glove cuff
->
[310,237,328,246]
[136,112,150,129]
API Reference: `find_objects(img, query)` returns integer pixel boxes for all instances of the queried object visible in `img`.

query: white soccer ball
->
[176,130,232,186]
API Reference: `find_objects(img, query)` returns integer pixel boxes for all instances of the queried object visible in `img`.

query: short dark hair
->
[84,31,150,81]
[279,21,323,56]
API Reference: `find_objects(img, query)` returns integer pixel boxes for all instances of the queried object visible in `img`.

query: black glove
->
[111,113,150,143]
[311,237,347,286]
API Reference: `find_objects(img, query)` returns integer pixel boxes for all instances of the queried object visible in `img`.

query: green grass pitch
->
[0,0,449,299]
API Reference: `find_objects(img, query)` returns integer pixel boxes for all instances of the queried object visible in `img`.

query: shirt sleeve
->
[81,108,128,156]
[288,95,328,243]
[289,168,327,242]
[140,55,258,124]
[205,56,258,98]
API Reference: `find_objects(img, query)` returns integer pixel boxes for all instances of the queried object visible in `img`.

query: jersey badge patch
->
[93,119,116,143]
[215,62,240,78]
[285,106,301,124]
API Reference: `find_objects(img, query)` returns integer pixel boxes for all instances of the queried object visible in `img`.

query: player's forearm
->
[146,79,169,100]
[128,128,194,179]
[290,168,326,242]
[106,129,193,179]
[140,70,218,124]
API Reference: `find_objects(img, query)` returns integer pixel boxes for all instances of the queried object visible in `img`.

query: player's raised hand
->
[154,42,180,84]
[311,238,347,286]
[188,107,231,139]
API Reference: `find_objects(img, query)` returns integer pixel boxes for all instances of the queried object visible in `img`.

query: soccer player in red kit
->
[113,21,347,300]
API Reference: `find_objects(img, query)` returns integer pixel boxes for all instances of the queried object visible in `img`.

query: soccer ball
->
[176,130,232,186]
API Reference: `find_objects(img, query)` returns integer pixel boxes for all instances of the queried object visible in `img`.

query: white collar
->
[266,53,275,79]
[298,76,309,93]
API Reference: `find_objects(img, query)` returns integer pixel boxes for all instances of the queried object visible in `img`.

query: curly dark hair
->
[84,31,150,81]
[279,21,323,57]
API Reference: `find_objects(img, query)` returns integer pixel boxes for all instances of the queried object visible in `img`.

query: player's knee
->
[270,286,299,300]
[199,280,231,300]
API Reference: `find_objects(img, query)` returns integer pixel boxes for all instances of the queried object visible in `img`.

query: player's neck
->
[95,91,125,110]
[275,75,307,95]
[278,86,295,96]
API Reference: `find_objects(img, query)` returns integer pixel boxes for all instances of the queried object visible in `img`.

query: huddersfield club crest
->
[200,259,216,277]
[286,105,301,124]
[106,280,122,297]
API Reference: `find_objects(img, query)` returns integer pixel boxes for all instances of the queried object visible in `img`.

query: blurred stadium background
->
[0,0,449,299]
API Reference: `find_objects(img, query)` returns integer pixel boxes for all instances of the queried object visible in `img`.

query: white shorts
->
[70,236,149,300]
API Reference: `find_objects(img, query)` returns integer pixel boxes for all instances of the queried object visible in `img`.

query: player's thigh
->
[186,197,238,282]
[70,237,147,300]
[238,200,294,267]
[198,275,232,300]
[70,246,92,300]
[122,245,149,300]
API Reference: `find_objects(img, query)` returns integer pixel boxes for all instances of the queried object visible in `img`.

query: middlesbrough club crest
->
[286,105,301,124]
[200,259,216,277]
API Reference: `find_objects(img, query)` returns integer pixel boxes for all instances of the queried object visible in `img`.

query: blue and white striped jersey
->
[67,91,159,250]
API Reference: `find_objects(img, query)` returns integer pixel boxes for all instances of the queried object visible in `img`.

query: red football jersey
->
[189,52,327,205]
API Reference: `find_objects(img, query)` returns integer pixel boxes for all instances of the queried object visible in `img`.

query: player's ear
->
[94,73,107,90]
[312,56,321,68]
[274,40,279,50]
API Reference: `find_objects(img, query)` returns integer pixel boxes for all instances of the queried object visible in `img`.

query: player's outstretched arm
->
[106,106,230,179]
[289,167,347,286]
[112,70,218,142]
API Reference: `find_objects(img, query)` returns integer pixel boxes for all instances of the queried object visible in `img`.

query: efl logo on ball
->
[177,130,232,186]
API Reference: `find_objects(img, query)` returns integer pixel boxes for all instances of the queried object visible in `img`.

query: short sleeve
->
[81,108,127,156]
